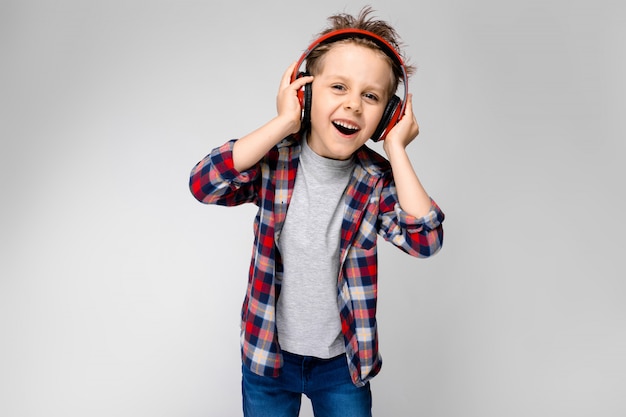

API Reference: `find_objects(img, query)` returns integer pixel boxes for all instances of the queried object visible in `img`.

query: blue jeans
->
[242,351,372,417]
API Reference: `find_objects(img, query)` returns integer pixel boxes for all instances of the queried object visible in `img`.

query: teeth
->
[333,121,360,134]
[334,121,359,130]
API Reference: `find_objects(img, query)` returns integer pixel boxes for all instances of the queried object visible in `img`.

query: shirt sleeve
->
[189,139,260,206]
[393,199,445,234]
[378,176,445,258]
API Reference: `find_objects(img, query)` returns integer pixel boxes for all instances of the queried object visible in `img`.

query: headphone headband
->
[291,28,409,141]
[291,28,408,118]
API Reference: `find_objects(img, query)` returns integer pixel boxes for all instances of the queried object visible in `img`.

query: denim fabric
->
[242,351,372,417]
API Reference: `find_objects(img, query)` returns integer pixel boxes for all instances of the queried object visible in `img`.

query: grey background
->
[1,0,624,416]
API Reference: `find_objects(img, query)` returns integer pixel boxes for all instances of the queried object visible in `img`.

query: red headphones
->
[291,28,409,142]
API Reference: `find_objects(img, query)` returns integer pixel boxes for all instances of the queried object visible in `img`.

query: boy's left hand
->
[380,93,433,218]
[383,93,419,152]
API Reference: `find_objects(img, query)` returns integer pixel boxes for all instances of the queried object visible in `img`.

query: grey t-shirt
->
[276,138,355,358]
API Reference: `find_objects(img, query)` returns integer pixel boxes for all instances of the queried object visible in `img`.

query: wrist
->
[383,139,407,159]
[273,114,301,137]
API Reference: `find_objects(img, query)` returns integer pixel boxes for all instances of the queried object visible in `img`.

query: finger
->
[291,74,314,90]
[404,94,419,128]
[280,61,298,89]
[404,93,415,117]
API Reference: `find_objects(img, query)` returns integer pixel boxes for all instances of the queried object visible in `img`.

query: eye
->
[363,92,380,102]
[331,84,346,92]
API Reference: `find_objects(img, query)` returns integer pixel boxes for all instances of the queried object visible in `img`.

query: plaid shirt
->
[190,136,444,387]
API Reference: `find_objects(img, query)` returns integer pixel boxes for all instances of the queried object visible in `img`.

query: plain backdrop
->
[1,0,624,416]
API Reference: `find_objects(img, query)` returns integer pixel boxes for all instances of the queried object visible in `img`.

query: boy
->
[190,7,444,417]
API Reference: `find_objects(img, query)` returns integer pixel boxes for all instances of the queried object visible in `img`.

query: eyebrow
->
[323,74,388,93]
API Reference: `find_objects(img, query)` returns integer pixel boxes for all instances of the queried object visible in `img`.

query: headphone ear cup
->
[297,72,312,133]
[371,95,402,142]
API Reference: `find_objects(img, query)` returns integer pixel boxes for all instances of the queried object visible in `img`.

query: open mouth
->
[332,120,360,136]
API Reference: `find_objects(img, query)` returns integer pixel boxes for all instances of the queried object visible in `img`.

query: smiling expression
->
[307,43,394,160]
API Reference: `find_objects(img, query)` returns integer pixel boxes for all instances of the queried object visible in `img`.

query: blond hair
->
[305,6,415,95]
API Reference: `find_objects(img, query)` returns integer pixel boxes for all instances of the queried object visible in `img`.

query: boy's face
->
[307,43,393,160]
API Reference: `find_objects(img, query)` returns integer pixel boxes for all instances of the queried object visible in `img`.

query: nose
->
[344,93,362,113]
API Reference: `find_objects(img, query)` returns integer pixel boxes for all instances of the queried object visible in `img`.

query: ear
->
[371,95,401,142]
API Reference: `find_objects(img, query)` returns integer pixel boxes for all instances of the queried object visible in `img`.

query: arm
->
[377,173,444,258]
[189,63,313,206]
[232,62,313,172]
[189,140,259,206]
[382,94,432,218]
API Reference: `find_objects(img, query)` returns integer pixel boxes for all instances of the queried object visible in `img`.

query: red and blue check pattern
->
[190,136,444,387]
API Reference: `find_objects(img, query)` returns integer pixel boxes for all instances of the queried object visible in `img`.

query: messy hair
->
[305,6,415,95]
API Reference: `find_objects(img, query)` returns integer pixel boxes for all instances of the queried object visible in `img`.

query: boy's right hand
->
[276,62,314,135]
[231,63,314,172]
